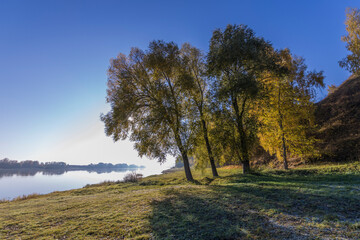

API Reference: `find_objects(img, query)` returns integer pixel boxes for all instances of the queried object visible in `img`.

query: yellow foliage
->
[255,49,323,165]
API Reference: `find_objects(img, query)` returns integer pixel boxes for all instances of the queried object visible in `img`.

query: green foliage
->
[101,40,195,180]
[101,25,327,176]
[180,43,219,175]
[207,24,279,172]
[339,8,360,75]
[209,95,258,165]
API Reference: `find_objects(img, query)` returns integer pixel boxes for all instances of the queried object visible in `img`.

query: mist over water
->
[0,167,165,200]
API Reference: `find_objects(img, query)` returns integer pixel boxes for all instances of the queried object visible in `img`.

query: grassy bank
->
[1,163,360,239]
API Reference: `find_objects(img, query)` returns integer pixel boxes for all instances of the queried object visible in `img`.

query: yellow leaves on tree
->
[339,8,360,75]
[256,49,324,169]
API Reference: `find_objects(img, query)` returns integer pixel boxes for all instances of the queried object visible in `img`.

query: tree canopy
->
[207,24,280,173]
[102,24,326,180]
[256,49,324,169]
[339,8,360,75]
[180,43,219,177]
[101,41,195,181]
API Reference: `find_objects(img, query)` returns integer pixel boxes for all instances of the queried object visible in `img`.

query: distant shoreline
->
[0,158,145,174]
[0,165,146,179]
[0,165,145,171]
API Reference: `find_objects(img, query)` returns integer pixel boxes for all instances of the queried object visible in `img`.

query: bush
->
[123,172,143,182]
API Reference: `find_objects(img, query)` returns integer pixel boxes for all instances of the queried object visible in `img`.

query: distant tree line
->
[0,158,143,170]
[0,158,66,169]
[86,162,141,169]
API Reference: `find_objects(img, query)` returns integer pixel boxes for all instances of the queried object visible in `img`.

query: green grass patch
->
[1,163,360,239]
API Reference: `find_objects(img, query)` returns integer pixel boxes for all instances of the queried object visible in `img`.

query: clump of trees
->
[0,158,66,169]
[102,24,324,180]
[207,25,284,173]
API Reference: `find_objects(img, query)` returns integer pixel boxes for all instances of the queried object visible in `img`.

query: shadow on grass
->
[150,172,360,239]
[223,171,360,185]
[215,172,360,221]
[150,188,309,240]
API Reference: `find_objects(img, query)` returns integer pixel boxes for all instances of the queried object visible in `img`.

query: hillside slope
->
[316,75,360,161]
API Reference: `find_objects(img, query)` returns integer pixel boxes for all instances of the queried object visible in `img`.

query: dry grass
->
[221,165,242,169]
[0,164,359,239]
[315,75,360,162]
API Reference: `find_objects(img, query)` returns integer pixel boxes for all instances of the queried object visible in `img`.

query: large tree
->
[101,41,194,181]
[339,8,360,75]
[256,49,324,169]
[207,24,278,174]
[180,43,219,177]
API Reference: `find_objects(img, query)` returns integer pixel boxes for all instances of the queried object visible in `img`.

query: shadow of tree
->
[150,173,360,239]
[216,173,360,221]
[150,187,309,240]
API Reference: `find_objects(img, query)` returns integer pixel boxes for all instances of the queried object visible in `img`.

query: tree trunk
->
[278,85,288,170]
[200,118,219,177]
[239,127,250,174]
[281,133,288,170]
[164,75,194,180]
[232,95,251,174]
[175,134,194,181]
[279,121,288,170]
[181,150,194,181]
[242,159,251,174]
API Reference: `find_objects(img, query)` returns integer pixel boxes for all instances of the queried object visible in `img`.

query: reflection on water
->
[0,167,165,200]
[0,168,134,179]
[0,169,65,178]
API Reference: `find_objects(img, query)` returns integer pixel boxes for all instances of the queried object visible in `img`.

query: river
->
[0,167,167,200]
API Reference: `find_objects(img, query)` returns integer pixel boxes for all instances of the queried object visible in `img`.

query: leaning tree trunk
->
[175,134,194,181]
[181,150,194,181]
[200,117,219,177]
[167,79,194,181]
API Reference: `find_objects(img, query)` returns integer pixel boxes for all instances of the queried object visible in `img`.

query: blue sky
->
[0,0,358,167]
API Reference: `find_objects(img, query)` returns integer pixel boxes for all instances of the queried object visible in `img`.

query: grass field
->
[1,163,360,239]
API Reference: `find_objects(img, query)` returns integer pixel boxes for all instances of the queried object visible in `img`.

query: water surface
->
[0,167,164,200]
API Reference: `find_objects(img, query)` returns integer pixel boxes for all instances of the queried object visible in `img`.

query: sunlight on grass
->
[0,163,359,239]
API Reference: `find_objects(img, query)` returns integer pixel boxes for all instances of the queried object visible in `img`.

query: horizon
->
[1,0,358,170]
